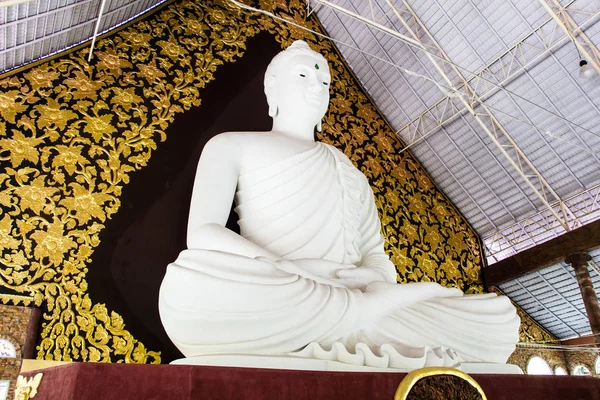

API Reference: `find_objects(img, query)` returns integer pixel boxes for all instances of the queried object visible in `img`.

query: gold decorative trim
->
[0,293,34,306]
[394,367,487,400]
[14,373,43,400]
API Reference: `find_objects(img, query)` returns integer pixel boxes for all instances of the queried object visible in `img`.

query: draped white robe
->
[159,142,519,368]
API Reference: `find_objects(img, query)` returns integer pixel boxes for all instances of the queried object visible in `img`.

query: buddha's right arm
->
[188,223,280,260]
[186,134,281,259]
[187,134,239,237]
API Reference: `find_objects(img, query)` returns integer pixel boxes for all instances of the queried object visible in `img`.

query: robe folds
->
[159,142,520,369]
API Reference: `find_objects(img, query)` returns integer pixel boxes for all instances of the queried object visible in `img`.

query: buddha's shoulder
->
[206,131,264,145]
[202,131,269,156]
[206,131,320,157]
[321,143,371,185]
[321,143,354,165]
[207,131,285,147]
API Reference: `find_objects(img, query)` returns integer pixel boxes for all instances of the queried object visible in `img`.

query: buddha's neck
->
[271,118,316,142]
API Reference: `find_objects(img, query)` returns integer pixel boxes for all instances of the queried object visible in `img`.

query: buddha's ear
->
[264,76,278,118]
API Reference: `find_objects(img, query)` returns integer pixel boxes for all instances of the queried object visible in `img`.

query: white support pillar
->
[88,0,109,62]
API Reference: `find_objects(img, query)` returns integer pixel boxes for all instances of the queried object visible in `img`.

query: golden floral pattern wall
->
[0,0,489,362]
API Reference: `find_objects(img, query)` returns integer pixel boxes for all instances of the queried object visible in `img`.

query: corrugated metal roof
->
[500,248,600,339]
[0,0,166,73]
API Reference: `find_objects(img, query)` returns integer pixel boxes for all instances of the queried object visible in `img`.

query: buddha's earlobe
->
[265,76,277,118]
[316,120,322,132]
[268,103,278,118]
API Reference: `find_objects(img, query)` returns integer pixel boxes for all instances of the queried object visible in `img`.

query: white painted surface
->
[526,356,553,375]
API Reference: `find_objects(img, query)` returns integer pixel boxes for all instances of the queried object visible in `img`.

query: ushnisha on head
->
[264,40,331,133]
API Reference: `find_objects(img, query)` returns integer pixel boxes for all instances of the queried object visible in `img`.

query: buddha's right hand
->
[257,257,354,288]
[291,258,355,280]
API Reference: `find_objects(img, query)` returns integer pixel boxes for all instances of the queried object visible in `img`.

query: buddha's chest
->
[238,138,318,176]
[234,143,365,264]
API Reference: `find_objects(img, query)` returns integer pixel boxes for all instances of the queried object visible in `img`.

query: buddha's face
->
[269,53,331,124]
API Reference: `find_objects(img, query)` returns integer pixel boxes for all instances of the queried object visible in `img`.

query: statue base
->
[171,354,524,374]
[19,361,599,399]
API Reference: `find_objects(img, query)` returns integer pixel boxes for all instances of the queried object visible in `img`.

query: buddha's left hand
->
[335,267,387,290]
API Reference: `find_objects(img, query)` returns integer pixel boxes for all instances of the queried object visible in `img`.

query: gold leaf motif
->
[0,214,20,252]
[96,49,134,74]
[83,115,117,142]
[157,40,189,60]
[0,130,43,167]
[34,99,78,131]
[24,65,60,90]
[137,63,167,84]
[120,31,153,51]
[0,91,28,123]
[50,145,89,175]
[30,219,77,267]
[14,176,58,214]
[110,87,143,110]
[64,71,104,101]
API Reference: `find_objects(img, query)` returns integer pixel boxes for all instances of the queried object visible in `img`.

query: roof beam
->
[0,0,164,73]
[337,1,510,234]
[484,184,600,262]
[538,0,600,75]
[485,218,600,286]
[87,0,108,62]
[396,2,600,147]
[313,0,588,254]
[376,0,578,233]
[561,334,597,346]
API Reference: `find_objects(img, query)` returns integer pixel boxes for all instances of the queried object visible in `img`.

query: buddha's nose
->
[308,79,324,95]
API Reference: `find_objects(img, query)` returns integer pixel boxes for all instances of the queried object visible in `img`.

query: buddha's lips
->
[305,95,325,107]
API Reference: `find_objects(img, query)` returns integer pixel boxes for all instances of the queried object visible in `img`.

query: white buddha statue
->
[158,40,520,371]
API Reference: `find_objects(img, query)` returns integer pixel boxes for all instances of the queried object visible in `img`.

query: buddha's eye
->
[299,73,306,77]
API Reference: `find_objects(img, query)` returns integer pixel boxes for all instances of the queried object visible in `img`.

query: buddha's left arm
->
[356,179,398,284]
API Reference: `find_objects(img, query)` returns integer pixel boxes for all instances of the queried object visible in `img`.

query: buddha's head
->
[264,40,331,132]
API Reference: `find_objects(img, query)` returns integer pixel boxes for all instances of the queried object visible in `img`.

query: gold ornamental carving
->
[0,0,487,362]
[394,367,487,400]
[14,373,43,400]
